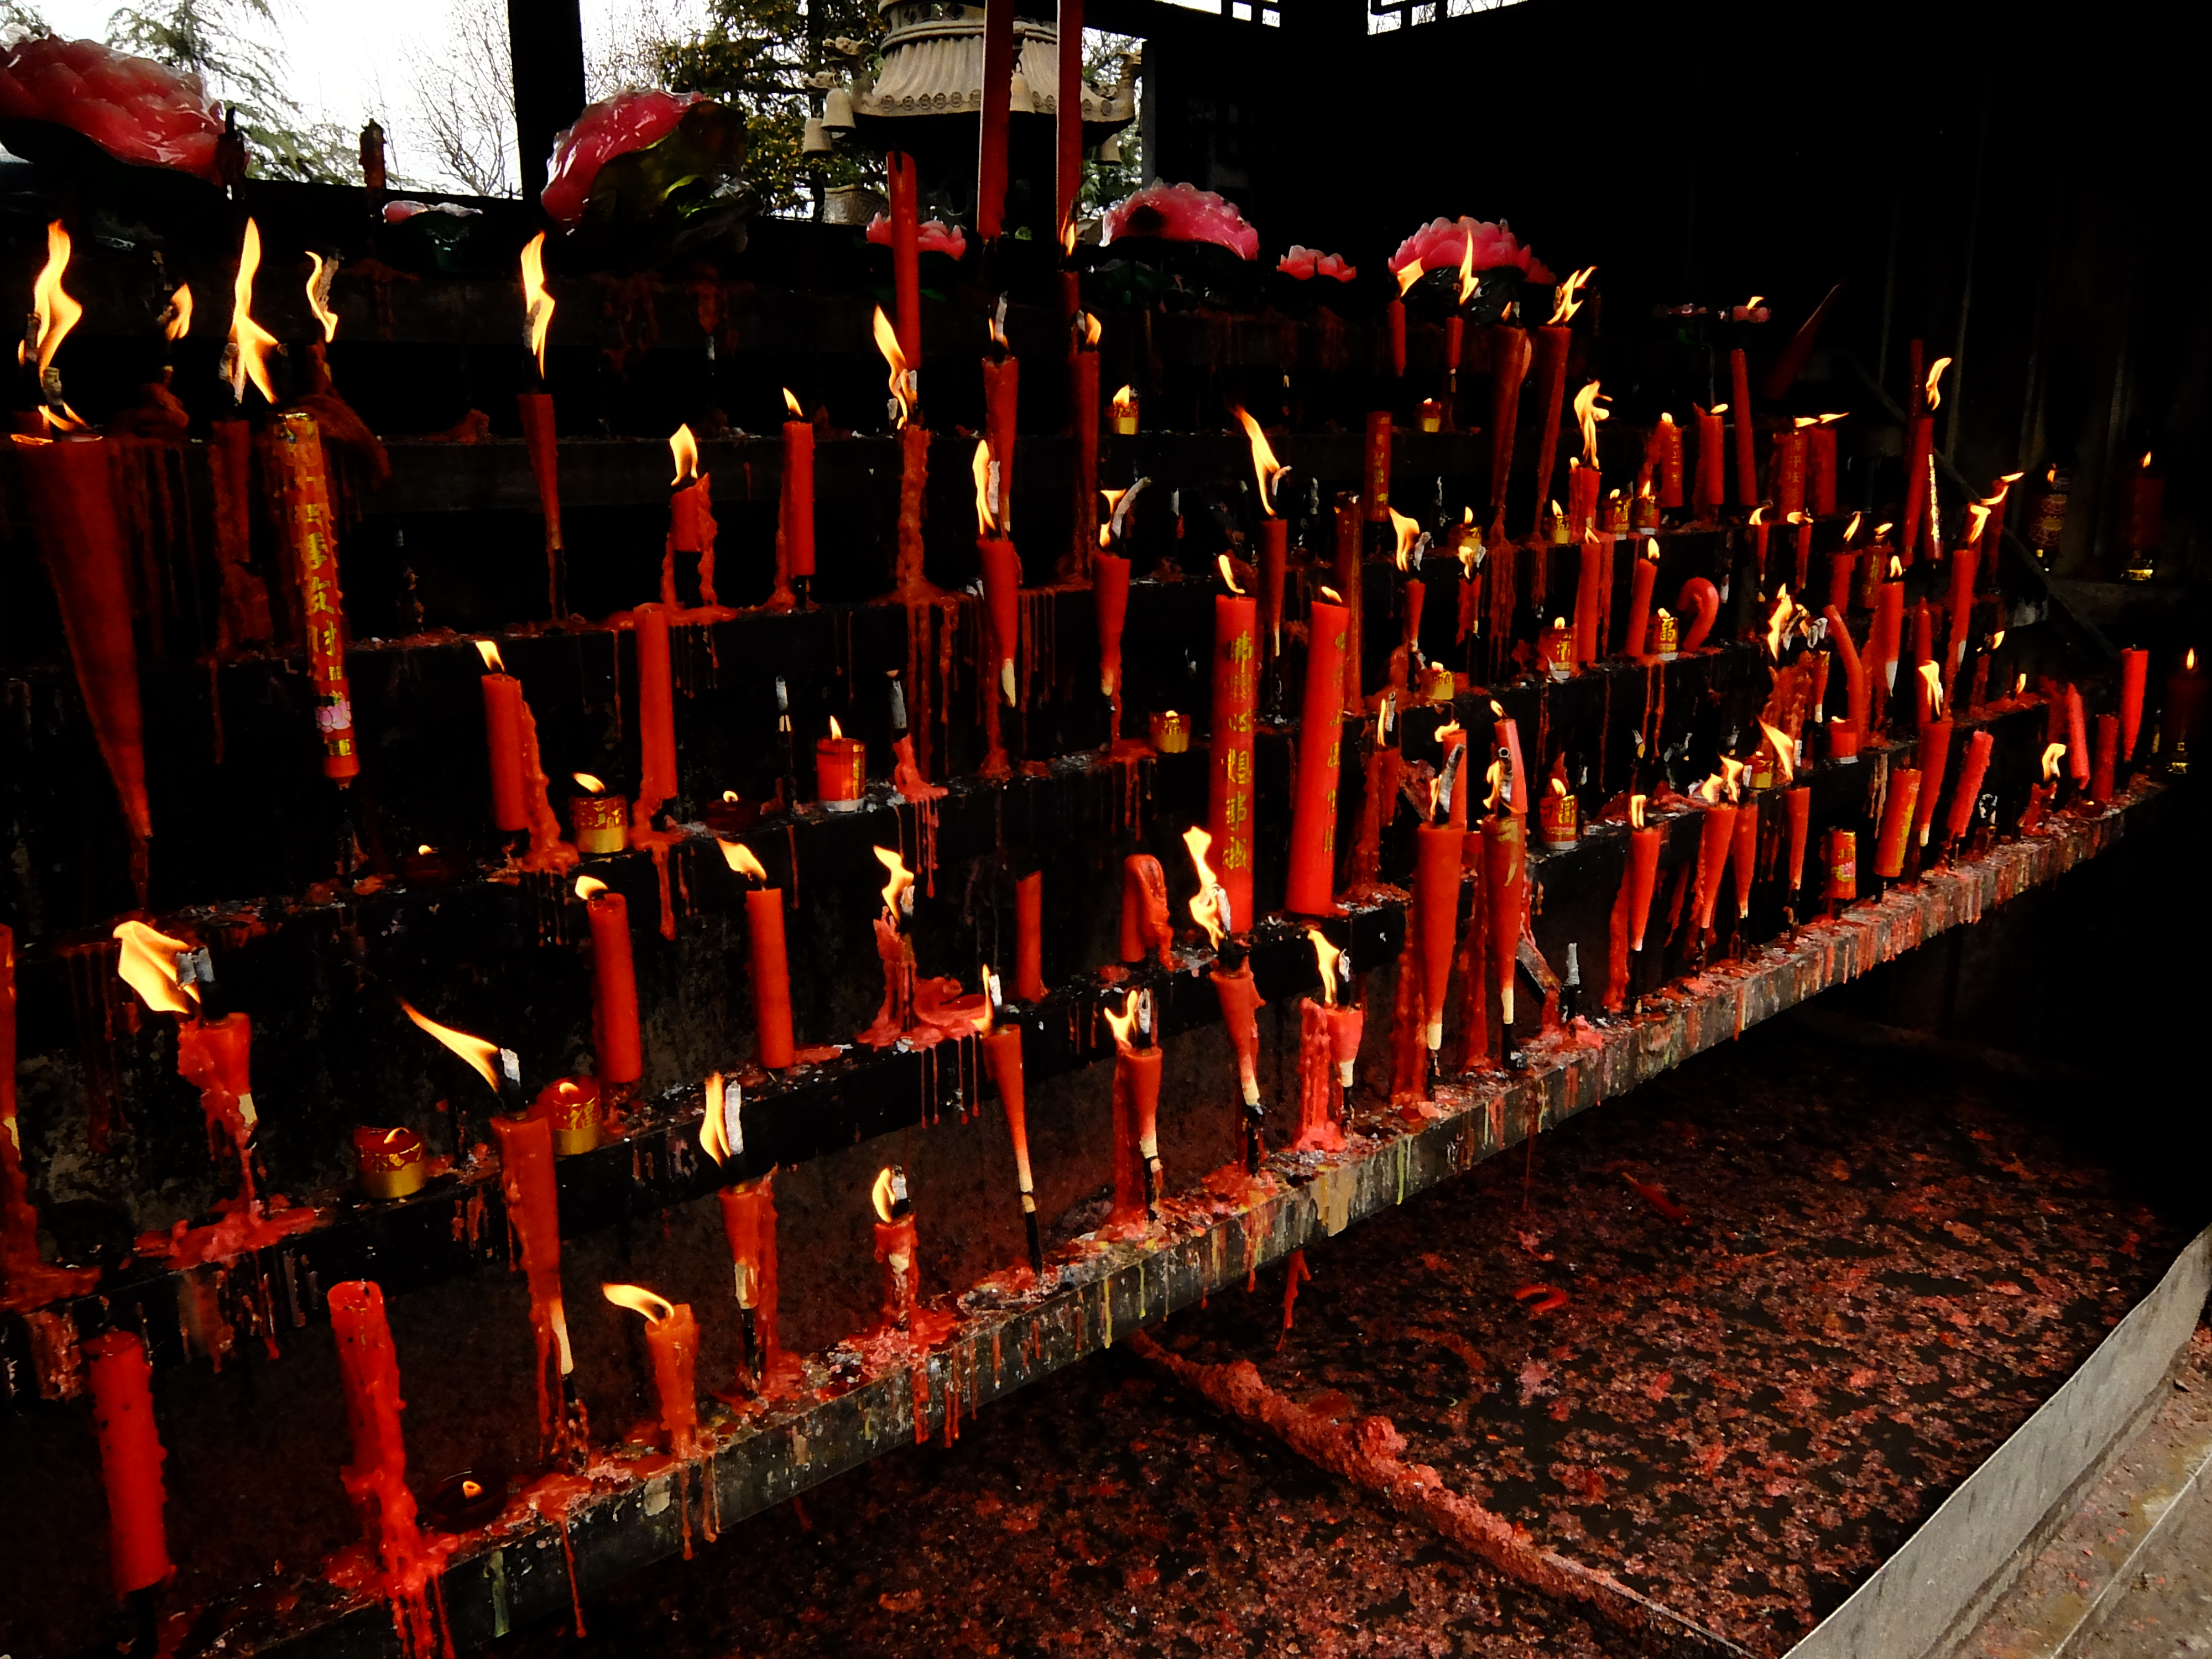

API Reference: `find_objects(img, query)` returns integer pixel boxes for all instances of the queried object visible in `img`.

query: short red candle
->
[1825,829,1858,901]
[86,1331,171,1595]
[481,667,528,833]
[2091,713,2117,805]
[1946,731,1995,844]
[633,603,677,826]
[1730,794,1758,919]
[1413,822,1461,1053]
[815,733,866,808]
[2167,655,2204,757]
[1913,719,1953,848]
[1286,598,1349,915]
[1693,407,1725,515]
[745,886,794,1069]
[327,1279,442,1658]
[2120,648,2148,761]
[1294,998,1345,1152]
[874,1212,921,1324]
[2124,457,2162,553]
[2064,685,2090,785]
[1208,592,1260,932]
[1212,963,1264,1108]
[1874,768,1921,878]
[1013,871,1045,1001]
[637,1298,699,1456]
[717,1176,785,1386]
[1095,551,1131,696]
[888,152,921,371]
[581,883,642,1085]
[1109,1042,1161,1224]
[1626,820,1662,951]
[1537,782,1578,848]
[780,417,815,580]
[1573,535,1605,666]
[1528,325,1572,524]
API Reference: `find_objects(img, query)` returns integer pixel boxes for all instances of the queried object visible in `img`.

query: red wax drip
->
[1293,998,1349,1152]
[1211,964,1265,1106]
[176,1012,256,1201]
[1119,854,1172,967]
[491,1115,571,1455]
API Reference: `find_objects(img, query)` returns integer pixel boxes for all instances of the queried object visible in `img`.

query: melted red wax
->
[1209,964,1264,1102]
[136,1192,317,1268]
[513,698,578,875]
[890,735,946,892]
[2,926,100,1310]
[1512,1283,1568,1316]
[492,1115,573,1457]
[1389,933,1427,1113]
[1293,998,1349,1153]
[1279,1248,1312,1343]
[175,1013,257,1199]
[1119,854,1172,967]
[1108,1045,1161,1231]
[1620,1170,1692,1225]
[857,916,918,1048]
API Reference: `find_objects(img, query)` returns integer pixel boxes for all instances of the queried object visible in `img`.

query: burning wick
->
[520,232,553,379]
[224,217,280,405]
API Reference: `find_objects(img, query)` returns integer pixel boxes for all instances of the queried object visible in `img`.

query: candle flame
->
[1217,553,1245,596]
[1844,511,1863,542]
[1547,265,1594,325]
[1720,755,1746,804]
[1749,506,1767,528]
[1230,405,1285,516]
[718,838,768,880]
[1102,988,1140,1049]
[1182,825,1227,947]
[2016,672,2028,696]
[972,437,998,536]
[873,844,915,917]
[1549,775,1567,797]
[1629,793,1647,830]
[574,875,608,901]
[226,219,281,405]
[1573,380,1608,467]
[1759,719,1795,784]
[305,252,339,343]
[398,999,504,1093]
[1484,757,1504,811]
[827,715,846,743]
[1793,415,1818,429]
[1388,505,1424,570]
[870,1165,904,1223]
[2187,649,2197,672]
[1394,256,1425,298]
[873,306,915,427]
[475,640,507,674]
[783,387,804,419]
[1818,411,1847,425]
[1306,928,1342,1008]
[2041,742,2065,782]
[1888,555,1903,578]
[669,424,699,486]
[1924,356,1953,410]
[1082,312,1102,348]
[113,919,199,1015]
[160,284,193,343]
[573,772,605,794]
[1765,587,1793,659]
[1989,629,2005,651]
[1318,585,1343,605]
[1697,773,1724,806]
[601,1282,675,1324]
[1455,229,1478,305]
[1111,384,1136,414]
[699,1070,736,1165]
[1962,501,1990,547]
[1918,661,1944,719]
[519,232,553,376]
[23,220,81,384]
[1710,402,1728,416]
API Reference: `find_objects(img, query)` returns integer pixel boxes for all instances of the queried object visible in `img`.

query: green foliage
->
[1079,30,1141,215]
[103,0,353,183]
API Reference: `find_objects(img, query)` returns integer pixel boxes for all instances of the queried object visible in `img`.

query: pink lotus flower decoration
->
[541,88,706,228]
[0,35,225,181]
[865,213,969,260]
[1102,182,1260,260]
[1387,217,1553,287]
[1278,246,1356,282]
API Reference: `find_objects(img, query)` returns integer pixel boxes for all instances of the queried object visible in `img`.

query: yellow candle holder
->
[1110,391,1139,436]
[570,791,629,855]
[1149,709,1191,753]
[354,1125,428,1201]
[1417,399,1444,434]
[1422,662,1457,703]
[1650,611,1679,660]
[536,1076,603,1156]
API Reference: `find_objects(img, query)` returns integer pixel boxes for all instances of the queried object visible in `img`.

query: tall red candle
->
[1286,597,1349,915]
[983,357,1019,533]
[1095,551,1131,697]
[1573,534,1605,667]
[492,1113,572,1448]
[1729,351,1756,507]
[745,886,794,1068]
[578,878,643,1086]
[1334,500,1365,717]
[780,409,815,581]
[2064,685,2090,785]
[1873,769,1921,878]
[1623,546,1656,657]
[603,1286,698,1456]
[1784,784,1811,895]
[1363,411,1392,523]
[633,603,678,827]
[479,658,528,833]
[1913,719,1952,848]
[518,392,564,611]
[86,1331,171,1595]
[1945,731,1994,843]
[1013,871,1045,1001]
[979,531,1023,712]
[267,413,360,782]
[1209,591,1260,932]
[2120,648,2148,761]
[1067,335,1099,580]
[1487,326,1530,514]
[1386,298,1406,378]
[1693,406,1725,517]
[1212,963,1265,1113]
[1730,794,1758,920]
[980,1023,1041,1266]
[1482,815,1525,1029]
[888,152,921,372]
[1626,809,1661,951]
[1693,801,1736,934]
[1528,324,1573,532]
[328,1281,445,1658]
[975,0,1015,239]
[1413,821,1461,1055]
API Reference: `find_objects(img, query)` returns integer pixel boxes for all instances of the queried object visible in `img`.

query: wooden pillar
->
[509,0,587,205]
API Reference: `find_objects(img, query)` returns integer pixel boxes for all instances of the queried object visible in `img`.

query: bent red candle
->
[86,1330,170,1595]
[518,393,564,609]
[1286,596,1349,914]
[1824,603,1867,752]
[1677,577,1720,654]
[575,877,642,1086]
[1013,870,1045,1001]
[1873,768,1921,878]
[1211,959,1265,1117]
[815,717,865,809]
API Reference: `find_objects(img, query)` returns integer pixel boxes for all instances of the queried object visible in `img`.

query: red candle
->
[1730,794,1758,920]
[888,153,921,371]
[1626,802,1662,952]
[781,405,815,582]
[2120,648,2148,761]
[979,530,1023,712]
[2091,712,2118,805]
[745,885,794,1069]
[1913,719,1953,848]
[1654,413,1684,507]
[1623,546,1656,658]
[1693,406,1725,517]
[1677,576,1720,654]
[1784,783,1811,895]
[1873,768,1921,878]
[1413,821,1461,1056]
[1482,815,1525,1029]
[1209,591,1260,933]
[1386,298,1406,378]
[1286,597,1349,915]
[815,721,866,808]
[2124,452,2161,554]
[1067,335,1099,581]
[1120,853,1172,966]
[1258,518,1288,660]
[1771,426,1807,519]
[2167,651,2204,759]
[1109,1025,1162,1223]
[86,1331,171,1595]
[577,877,642,1086]
[1364,411,1392,524]
[603,1285,698,1457]
[1729,351,1756,507]
[1494,714,1526,817]
[2064,685,2090,785]
[1946,731,1995,844]
[984,357,1019,529]
[175,1011,255,1189]
[269,413,360,783]
[1528,324,1573,531]
[633,603,677,828]
[873,1204,921,1327]
[479,651,528,833]
[327,1280,445,1659]
[1825,829,1858,902]
[518,392,564,608]
[1537,778,1578,848]
[1055,0,1084,243]
[1488,326,1530,514]
[1013,871,1046,1001]
[1871,580,1903,701]
[976,0,1015,238]
[1573,535,1605,667]
[1295,997,1345,1152]
[1828,551,1858,618]
[1095,551,1131,700]
[1824,603,1867,751]
[1694,801,1736,934]
[717,1174,785,1390]
[1808,421,1839,516]
[1211,962,1265,1113]
[1902,415,1934,566]
[492,1113,572,1448]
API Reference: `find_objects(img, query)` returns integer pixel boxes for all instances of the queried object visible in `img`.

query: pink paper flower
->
[1387,216,1554,287]
[1102,181,1260,260]
[540,88,706,229]
[865,213,969,260]
[1277,245,1357,282]
[0,35,224,181]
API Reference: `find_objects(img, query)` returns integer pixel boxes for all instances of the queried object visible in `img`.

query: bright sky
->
[27,0,714,192]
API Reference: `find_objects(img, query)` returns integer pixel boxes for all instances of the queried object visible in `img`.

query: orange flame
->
[227,218,280,405]
[1230,405,1285,515]
[1629,793,1647,831]
[1217,552,1245,596]
[1918,661,1944,719]
[1318,585,1343,605]
[1388,505,1423,570]
[1111,384,1136,414]
[23,220,81,384]
[1844,511,1863,543]
[475,639,506,674]
[870,1166,903,1223]
[1888,555,1903,578]
[873,844,914,917]
[305,252,338,344]
[1765,586,1793,659]
[1573,380,1608,467]
[873,306,915,427]
[1924,356,1953,410]
[699,1071,737,1165]
[520,232,552,376]
[574,874,608,901]
[2137,450,2151,471]
[161,285,193,343]
[1759,719,1795,784]
[1102,989,1139,1049]
[1818,411,1847,425]
[2040,742,2065,782]
[828,714,844,740]
[2187,649,2197,672]
[1183,825,1227,947]
[399,999,503,1093]
[669,424,700,486]
[1793,415,1818,429]
[1720,755,1747,804]
[113,920,198,1016]
[1394,257,1425,298]
[1749,505,1768,528]
[573,772,605,794]
[1081,312,1102,348]
[1455,230,1478,306]
[783,387,804,419]
[718,838,768,880]
[1547,265,1595,325]
[1306,928,1342,1008]
[972,437,998,536]
[601,1283,676,1324]
[1990,629,2005,651]
[1961,501,1990,547]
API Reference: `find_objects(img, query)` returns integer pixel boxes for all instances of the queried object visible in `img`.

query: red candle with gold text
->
[86,1331,170,1595]
[1808,418,1840,517]
[1285,596,1349,915]
[575,876,642,1086]
[1772,425,1807,519]
[716,1172,784,1387]
[1655,413,1684,507]
[1824,828,1858,902]
[1208,574,1259,933]
[271,412,357,780]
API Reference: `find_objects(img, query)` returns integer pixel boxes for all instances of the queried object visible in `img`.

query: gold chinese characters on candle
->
[353,1125,427,1200]
[534,1076,602,1156]
[568,773,627,854]
[1149,708,1191,753]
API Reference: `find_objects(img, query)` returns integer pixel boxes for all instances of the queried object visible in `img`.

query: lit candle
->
[815,716,866,810]
[269,412,359,782]
[1537,771,1578,849]
[2167,649,2203,766]
[85,1330,171,1597]
[1945,730,1995,846]
[575,876,642,1088]
[1294,930,1357,1151]
[1209,560,1260,933]
[1110,384,1138,435]
[1540,617,1575,681]
[354,1125,428,1200]
[1772,423,1808,519]
[567,771,627,855]
[1693,404,1726,518]
[2122,451,2161,568]
[980,1018,1044,1274]
[714,1171,785,1395]
[1209,947,1266,1165]
[476,640,529,832]
[1104,991,1164,1221]
[1286,593,1349,915]
[1824,603,1867,757]
[534,1076,601,1156]
[716,838,792,1069]
[872,1165,922,1328]
[779,388,814,589]
[1626,795,1662,950]
[601,1283,698,1457]
[1654,413,1684,508]
[633,602,678,830]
